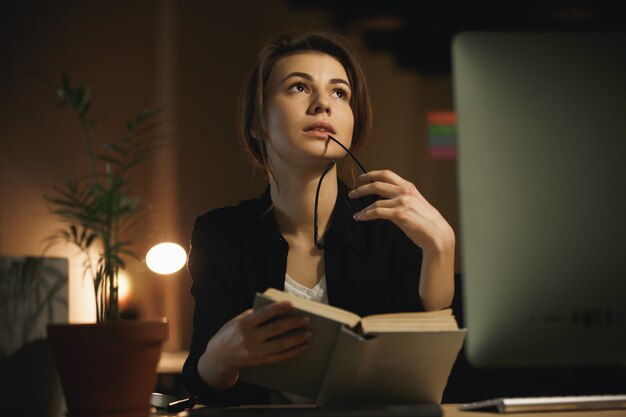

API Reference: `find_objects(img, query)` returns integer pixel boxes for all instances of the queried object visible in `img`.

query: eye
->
[333,87,350,100]
[288,82,307,93]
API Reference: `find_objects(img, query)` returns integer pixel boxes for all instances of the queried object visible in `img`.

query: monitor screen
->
[453,32,626,368]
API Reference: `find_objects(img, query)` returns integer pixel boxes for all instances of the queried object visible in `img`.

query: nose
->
[308,93,331,115]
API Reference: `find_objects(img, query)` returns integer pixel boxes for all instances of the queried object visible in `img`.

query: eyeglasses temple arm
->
[314,136,368,249]
[314,159,337,249]
[327,135,367,174]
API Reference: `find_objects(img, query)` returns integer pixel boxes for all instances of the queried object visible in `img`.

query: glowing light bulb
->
[146,242,187,274]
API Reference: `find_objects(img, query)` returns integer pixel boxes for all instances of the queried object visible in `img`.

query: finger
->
[258,342,310,366]
[356,198,396,214]
[353,206,396,222]
[259,329,313,357]
[353,189,430,223]
[244,301,293,328]
[258,315,311,340]
[349,181,399,199]
[359,169,406,186]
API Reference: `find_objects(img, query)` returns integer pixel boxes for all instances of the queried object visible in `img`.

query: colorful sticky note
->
[427,111,457,160]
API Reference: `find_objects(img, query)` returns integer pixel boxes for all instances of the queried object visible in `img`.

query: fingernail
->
[359,173,366,179]
[353,212,362,220]
[348,190,355,197]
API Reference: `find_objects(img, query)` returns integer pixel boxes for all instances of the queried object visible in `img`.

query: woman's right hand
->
[197,301,312,389]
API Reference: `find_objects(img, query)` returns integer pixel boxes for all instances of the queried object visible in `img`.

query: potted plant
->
[42,73,169,417]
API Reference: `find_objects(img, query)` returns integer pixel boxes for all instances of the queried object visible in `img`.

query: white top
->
[270,273,328,405]
[284,273,328,304]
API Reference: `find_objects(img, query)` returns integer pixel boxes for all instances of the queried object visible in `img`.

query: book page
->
[360,308,459,334]
[317,328,467,406]
[263,288,361,327]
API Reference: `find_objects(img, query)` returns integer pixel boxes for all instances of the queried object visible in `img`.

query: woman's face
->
[263,51,355,170]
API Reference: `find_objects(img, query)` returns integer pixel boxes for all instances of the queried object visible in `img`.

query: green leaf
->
[85,233,97,248]
[84,119,97,130]
[78,97,91,118]
[46,196,86,210]
[112,255,126,269]
[125,155,147,170]
[102,143,127,155]
[73,87,84,108]
[61,73,70,92]
[97,155,123,166]
[54,83,65,100]
[134,106,162,124]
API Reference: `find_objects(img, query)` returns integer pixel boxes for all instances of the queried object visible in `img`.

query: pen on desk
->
[167,396,197,413]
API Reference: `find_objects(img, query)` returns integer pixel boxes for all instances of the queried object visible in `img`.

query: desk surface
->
[158,350,188,374]
[155,404,625,416]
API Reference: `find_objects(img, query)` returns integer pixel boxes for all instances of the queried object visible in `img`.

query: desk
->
[158,350,188,374]
[154,404,626,416]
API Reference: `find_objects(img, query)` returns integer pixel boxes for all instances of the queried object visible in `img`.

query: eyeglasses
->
[314,135,368,249]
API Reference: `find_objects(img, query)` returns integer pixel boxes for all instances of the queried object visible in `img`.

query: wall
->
[0,0,458,351]
[0,0,159,325]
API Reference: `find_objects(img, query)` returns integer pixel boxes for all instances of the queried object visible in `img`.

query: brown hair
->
[238,29,372,176]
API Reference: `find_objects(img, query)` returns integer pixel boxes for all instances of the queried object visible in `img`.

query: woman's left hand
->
[348,170,454,254]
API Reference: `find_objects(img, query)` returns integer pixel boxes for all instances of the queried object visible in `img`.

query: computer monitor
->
[453,32,626,368]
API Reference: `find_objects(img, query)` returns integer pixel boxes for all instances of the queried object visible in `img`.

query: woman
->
[182,30,455,406]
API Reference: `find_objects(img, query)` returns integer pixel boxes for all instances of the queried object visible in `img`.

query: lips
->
[303,121,336,136]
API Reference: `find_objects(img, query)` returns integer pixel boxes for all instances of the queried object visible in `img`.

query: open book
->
[239,288,466,405]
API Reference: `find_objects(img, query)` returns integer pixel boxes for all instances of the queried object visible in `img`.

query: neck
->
[270,162,338,241]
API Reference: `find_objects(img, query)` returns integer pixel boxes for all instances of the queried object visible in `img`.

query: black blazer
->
[182,180,424,406]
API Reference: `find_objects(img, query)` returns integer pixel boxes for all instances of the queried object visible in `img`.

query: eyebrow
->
[281,72,351,89]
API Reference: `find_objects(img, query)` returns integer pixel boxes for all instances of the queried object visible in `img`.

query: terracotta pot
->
[47,319,168,417]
